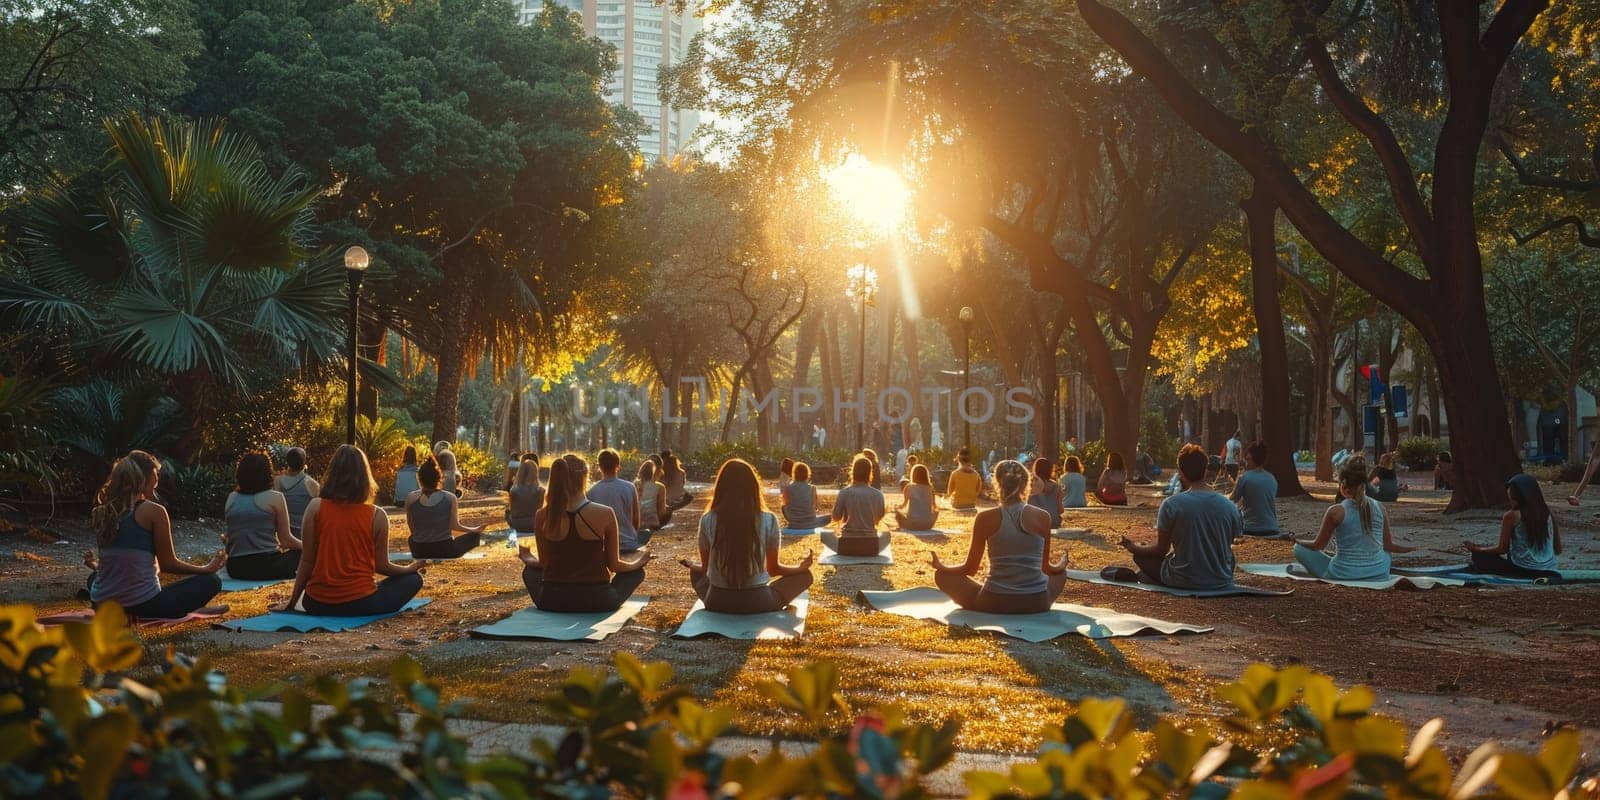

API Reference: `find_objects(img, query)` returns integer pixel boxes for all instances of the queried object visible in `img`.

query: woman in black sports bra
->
[518,453,652,612]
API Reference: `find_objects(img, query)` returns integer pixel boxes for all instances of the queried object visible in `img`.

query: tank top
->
[984,504,1048,595]
[536,501,610,584]
[406,491,453,543]
[92,503,162,607]
[507,484,544,531]
[1027,483,1062,527]
[664,470,687,503]
[393,465,420,505]
[306,501,378,604]
[277,473,313,535]
[1509,517,1558,572]
[1326,497,1390,580]
[635,481,661,528]
[901,483,937,529]
[225,492,279,557]
[783,481,820,525]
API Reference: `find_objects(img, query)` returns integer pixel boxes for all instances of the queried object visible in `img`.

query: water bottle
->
[508,530,518,550]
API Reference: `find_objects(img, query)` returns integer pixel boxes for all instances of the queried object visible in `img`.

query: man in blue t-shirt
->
[587,449,646,552]
[1230,441,1281,537]
[1107,444,1240,589]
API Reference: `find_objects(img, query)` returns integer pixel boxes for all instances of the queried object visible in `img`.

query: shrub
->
[1139,410,1178,467]
[1079,438,1109,482]
[155,460,234,520]
[449,441,503,493]
[1396,436,1447,471]
[1,602,1593,800]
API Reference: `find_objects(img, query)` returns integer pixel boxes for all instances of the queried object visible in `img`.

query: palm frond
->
[104,281,237,378]
[17,184,136,293]
[47,380,183,460]
[0,279,100,330]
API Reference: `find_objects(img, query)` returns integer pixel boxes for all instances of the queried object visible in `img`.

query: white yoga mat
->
[469,597,648,641]
[781,527,827,537]
[672,593,808,639]
[1239,563,1465,590]
[218,571,291,593]
[1052,527,1092,538]
[1062,569,1293,597]
[819,543,894,565]
[895,528,953,537]
[857,588,1211,642]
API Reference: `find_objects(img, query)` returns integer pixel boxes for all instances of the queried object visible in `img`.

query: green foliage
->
[46,380,182,464]
[687,438,795,477]
[155,460,234,521]
[355,416,411,469]
[449,441,504,494]
[1140,411,1179,467]
[2,604,1595,799]
[1396,437,1447,471]
[1079,439,1109,482]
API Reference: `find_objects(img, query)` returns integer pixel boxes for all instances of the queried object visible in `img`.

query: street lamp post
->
[343,246,370,445]
[958,306,974,457]
[846,264,878,452]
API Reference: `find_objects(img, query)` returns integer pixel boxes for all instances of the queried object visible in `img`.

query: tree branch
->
[1510,216,1600,249]
[1495,137,1598,192]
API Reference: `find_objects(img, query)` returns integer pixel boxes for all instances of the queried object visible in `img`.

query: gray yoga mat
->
[1062,569,1293,597]
[1391,564,1600,585]
[895,528,953,537]
[469,597,648,641]
[388,550,488,562]
[1239,563,1465,590]
[819,543,894,565]
[215,598,432,632]
[857,588,1211,642]
[781,527,827,537]
[672,593,808,639]
[218,571,291,593]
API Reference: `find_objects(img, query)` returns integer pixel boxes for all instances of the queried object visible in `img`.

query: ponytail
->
[91,451,159,547]
[1339,458,1375,537]
[992,460,1031,505]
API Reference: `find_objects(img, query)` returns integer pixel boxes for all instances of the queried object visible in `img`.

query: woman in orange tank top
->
[281,445,426,616]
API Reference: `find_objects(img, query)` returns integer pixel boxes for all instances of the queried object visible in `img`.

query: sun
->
[826,152,909,236]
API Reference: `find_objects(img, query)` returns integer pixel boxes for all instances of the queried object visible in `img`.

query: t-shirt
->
[947,469,981,508]
[1155,490,1240,589]
[699,510,780,589]
[834,484,885,535]
[586,476,641,550]
[1230,469,1279,533]
[1060,472,1087,508]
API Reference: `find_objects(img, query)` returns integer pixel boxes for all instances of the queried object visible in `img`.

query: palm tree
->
[0,114,344,455]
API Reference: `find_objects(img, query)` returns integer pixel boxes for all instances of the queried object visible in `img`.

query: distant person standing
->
[588,449,646,553]
[1223,431,1243,481]
[908,416,924,451]
[1230,442,1280,538]
[813,422,827,449]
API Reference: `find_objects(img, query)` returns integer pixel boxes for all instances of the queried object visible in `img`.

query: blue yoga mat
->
[215,598,432,633]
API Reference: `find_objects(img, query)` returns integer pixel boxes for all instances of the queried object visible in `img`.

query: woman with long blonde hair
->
[932,460,1069,613]
[517,453,651,612]
[681,459,813,613]
[506,456,545,533]
[634,460,669,531]
[1294,458,1414,580]
[86,451,227,619]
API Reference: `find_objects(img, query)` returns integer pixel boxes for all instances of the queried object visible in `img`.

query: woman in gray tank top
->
[405,455,483,558]
[780,462,832,529]
[932,460,1069,613]
[226,452,303,580]
[276,447,319,537]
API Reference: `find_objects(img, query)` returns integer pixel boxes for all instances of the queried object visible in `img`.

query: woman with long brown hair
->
[660,450,694,513]
[517,453,651,612]
[681,459,813,613]
[893,464,939,531]
[404,454,484,558]
[1294,458,1414,580]
[1095,452,1128,506]
[224,451,302,580]
[281,445,425,616]
[931,460,1070,613]
[86,451,227,619]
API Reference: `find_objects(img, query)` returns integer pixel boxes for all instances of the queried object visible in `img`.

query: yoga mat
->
[1239,563,1464,590]
[672,593,808,640]
[819,543,893,565]
[781,527,827,537]
[388,550,488,562]
[469,597,648,641]
[215,598,431,632]
[1391,564,1600,585]
[895,528,952,537]
[37,608,225,629]
[1053,527,1092,538]
[218,571,291,593]
[857,588,1211,643]
[1062,569,1293,598]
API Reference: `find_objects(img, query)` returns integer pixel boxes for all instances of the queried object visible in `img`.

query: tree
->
[0,0,199,193]
[1075,0,1544,509]
[1242,189,1306,495]
[0,114,342,455]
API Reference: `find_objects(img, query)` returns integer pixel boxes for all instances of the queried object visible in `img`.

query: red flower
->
[849,712,886,756]
[668,770,710,800]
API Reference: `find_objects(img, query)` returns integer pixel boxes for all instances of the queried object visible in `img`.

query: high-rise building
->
[513,0,701,160]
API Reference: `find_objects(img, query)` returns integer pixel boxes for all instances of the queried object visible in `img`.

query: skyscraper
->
[513,0,701,160]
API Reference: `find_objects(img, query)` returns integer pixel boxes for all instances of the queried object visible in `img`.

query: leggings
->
[784,513,831,530]
[935,569,1067,614]
[302,573,422,616]
[667,492,695,513]
[1095,489,1127,506]
[690,570,813,613]
[1469,551,1561,581]
[894,510,940,530]
[619,528,652,554]
[89,572,223,620]
[523,565,646,613]
[408,531,481,559]
[820,530,891,556]
[225,550,301,580]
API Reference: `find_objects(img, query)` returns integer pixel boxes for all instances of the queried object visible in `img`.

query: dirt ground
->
[4,470,1597,760]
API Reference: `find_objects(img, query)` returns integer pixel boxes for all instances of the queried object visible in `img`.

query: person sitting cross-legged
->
[404,455,484,559]
[894,464,940,531]
[1230,441,1281,538]
[681,458,814,613]
[1095,453,1128,506]
[1026,457,1063,528]
[781,461,833,530]
[634,460,670,531]
[224,451,302,580]
[518,453,651,612]
[1294,458,1415,580]
[1108,445,1239,590]
[281,445,425,617]
[822,455,890,556]
[932,460,1070,613]
[945,450,982,510]
[506,457,545,534]
[1464,473,1562,580]
[588,449,647,553]
[1060,456,1088,508]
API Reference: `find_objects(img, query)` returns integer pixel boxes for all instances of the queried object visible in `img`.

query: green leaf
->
[77,710,137,800]
[61,602,142,673]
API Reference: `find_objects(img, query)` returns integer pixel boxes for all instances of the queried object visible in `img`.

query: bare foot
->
[82,551,98,570]
[197,604,229,616]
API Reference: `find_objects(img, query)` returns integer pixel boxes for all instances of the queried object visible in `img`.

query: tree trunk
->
[1242,190,1306,495]
[1568,381,1581,466]
[1312,338,1335,481]
[903,313,926,427]
[429,268,473,443]
[1427,319,1520,509]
